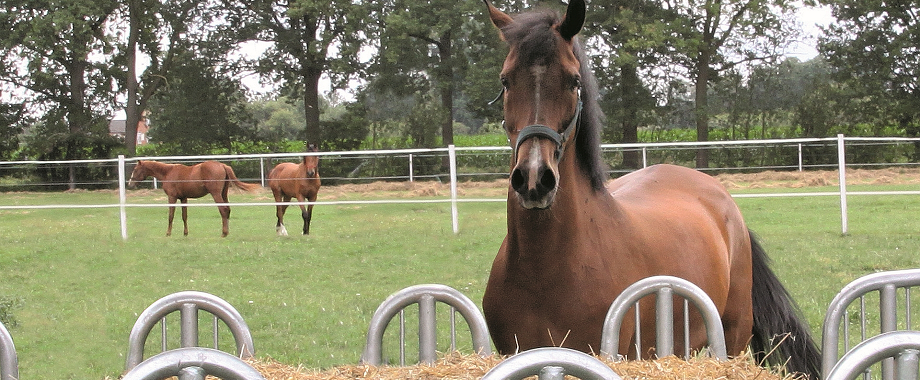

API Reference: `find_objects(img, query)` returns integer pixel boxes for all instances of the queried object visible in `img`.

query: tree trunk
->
[620,63,640,169]
[67,57,90,191]
[124,0,140,156]
[303,68,322,146]
[437,31,454,170]
[437,31,454,148]
[694,54,711,169]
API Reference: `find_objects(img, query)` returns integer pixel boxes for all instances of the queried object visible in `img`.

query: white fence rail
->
[2,134,919,239]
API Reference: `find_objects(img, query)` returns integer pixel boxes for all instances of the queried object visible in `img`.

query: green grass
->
[1,183,920,379]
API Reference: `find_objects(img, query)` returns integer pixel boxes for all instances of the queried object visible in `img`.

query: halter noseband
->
[513,96,583,162]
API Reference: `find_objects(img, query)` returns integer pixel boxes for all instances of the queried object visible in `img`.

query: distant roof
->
[109,119,126,134]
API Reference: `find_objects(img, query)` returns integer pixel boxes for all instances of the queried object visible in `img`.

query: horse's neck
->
[505,161,609,262]
[145,162,175,180]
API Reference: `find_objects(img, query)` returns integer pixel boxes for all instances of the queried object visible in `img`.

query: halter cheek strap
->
[513,98,583,162]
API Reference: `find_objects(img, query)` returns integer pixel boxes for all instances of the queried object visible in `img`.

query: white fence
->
[2,134,920,239]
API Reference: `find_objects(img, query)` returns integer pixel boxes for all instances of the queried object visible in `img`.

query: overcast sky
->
[786,4,834,60]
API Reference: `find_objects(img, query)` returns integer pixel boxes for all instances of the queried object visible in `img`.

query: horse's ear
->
[483,0,514,34]
[557,0,586,41]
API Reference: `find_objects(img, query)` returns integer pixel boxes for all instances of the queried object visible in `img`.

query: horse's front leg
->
[166,198,177,236]
[180,198,190,236]
[303,194,316,235]
[274,195,291,236]
[296,194,312,235]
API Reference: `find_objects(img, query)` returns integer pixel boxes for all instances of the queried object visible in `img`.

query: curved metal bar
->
[825,331,920,380]
[360,284,492,365]
[821,269,920,379]
[599,275,727,361]
[121,347,264,380]
[126,291,255,370]
[0,321,17,380]
[481,347,621,380]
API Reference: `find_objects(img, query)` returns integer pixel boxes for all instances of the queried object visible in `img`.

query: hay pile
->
[243,352,801,380]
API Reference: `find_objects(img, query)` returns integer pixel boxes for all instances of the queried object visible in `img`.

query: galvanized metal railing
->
[0,321,17,380]
[600,275,728,361]
[121,347,264,380]
[125,291,255,371]
[825,331,920,380]
[360,284,491,365]
[822,269,920,380]
[481,347,622,380]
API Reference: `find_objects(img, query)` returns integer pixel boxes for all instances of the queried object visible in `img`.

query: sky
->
[786,4,834,60]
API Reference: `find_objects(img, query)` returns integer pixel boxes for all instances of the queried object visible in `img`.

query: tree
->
[117,0,209,156]
[219,0,375,146]
[0,0,123,188]
[377,0,496,149]
[249,96,307,142]
[0,101,27,160]
[818,0,920,137]
[146,50,255,154]
[586,0,678,168]
[669,0,799,167]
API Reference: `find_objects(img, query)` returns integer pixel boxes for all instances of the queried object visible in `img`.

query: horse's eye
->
[572,76,582,91]
[500,77,509,89]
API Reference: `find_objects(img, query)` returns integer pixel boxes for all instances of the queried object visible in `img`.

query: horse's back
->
[610,164,731,204]
[609,164,747,234]
[607,164,752,310]
[267,162,298,183]
[267,162,307,195]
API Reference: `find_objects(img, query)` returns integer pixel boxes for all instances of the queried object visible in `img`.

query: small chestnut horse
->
[481,0,820,377]
[128,160,260,237]
[267,146,321,235]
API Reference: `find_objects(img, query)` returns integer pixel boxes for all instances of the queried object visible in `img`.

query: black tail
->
[749,230,821,379]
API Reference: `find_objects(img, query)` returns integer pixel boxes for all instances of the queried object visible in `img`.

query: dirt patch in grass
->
[117,167,920,201]
[318,167,920,200]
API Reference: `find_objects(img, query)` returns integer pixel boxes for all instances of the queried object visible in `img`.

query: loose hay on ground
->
[244,352,801,380]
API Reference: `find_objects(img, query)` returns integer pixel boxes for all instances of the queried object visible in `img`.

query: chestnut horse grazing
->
[128,160,260,237]
[267,147,321,235]
[480,0,820,377]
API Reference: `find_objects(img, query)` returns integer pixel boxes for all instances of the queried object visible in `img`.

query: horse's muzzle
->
[510,138,559,209]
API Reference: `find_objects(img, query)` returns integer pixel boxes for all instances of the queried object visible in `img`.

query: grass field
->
[1,178,920,379]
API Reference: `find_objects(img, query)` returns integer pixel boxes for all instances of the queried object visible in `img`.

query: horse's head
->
[302,155,319,178]
[127,161,148,188]
[486,0,586,210]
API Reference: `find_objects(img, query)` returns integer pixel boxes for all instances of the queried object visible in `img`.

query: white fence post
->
[118,155,128,241]
[260,157,266,187]
[409,154,414,182]
[449,145,459,234]
[837,134,848,235]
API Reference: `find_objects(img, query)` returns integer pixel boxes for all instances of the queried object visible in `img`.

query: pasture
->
[1,176,919,379]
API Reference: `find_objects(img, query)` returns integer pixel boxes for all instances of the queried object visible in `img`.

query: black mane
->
[500,9,608,190]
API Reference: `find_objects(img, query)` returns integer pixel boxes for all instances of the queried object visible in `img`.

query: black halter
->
[512,95,582,163]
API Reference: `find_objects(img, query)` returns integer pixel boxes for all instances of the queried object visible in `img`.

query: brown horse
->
[480,0,821,377]
[128,160,260,237]
[267,146,321,235]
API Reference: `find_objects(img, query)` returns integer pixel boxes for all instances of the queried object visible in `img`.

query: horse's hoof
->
[277,225,288,236]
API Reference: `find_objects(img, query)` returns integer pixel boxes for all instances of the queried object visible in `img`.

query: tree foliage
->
[0,0,121,149]
[219,0,376,145]
[818,0,920,135]
[146,50,255,155]
[666,0,800,167]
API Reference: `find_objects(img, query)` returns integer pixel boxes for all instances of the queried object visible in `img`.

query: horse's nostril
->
[538,169,557,190]
[510,168,527,194]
